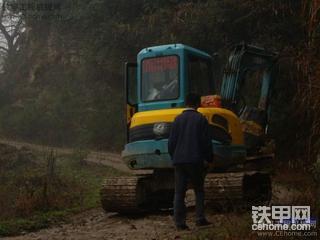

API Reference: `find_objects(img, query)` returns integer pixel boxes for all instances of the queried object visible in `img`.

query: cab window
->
[188,55,213,96]
[141,56,179,102]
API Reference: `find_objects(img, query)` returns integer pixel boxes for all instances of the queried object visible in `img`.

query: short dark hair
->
[186,93,201,108]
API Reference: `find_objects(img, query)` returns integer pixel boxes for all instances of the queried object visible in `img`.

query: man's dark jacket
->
[168,109,213,165]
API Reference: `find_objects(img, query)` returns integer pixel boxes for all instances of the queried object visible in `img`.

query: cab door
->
[125,62,137,142]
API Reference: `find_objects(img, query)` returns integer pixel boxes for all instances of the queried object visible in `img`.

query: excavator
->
[100,43,278,212]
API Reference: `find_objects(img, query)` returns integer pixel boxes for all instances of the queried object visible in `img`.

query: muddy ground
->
[1,139,315,240]
[2,183,300,240]
[3,208,225,240]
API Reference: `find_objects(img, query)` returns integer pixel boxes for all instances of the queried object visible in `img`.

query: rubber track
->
[205,172,245,205]
[204,171,271,208]
[100,176,146,213]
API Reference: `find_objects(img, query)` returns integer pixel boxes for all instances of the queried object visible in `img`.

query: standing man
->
[168,93,213,230]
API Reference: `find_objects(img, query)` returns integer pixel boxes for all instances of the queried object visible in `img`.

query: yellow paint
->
[126,104,136,124]
[130,107,244,145]
[241,120,263,136]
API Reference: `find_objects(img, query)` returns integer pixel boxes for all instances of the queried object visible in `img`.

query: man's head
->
[185,93,201,109]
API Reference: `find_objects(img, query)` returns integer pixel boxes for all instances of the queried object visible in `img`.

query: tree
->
[0,0,24,71]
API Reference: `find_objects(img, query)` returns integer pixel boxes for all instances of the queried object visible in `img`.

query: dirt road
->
[3,209,228,240]
[2,182,311,240]
[0,139,131,173]
[0,139,230,240]
[1,139,306,240]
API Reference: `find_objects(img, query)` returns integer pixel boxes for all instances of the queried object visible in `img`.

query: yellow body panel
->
[130,108,244,145]
[126,104,136,124]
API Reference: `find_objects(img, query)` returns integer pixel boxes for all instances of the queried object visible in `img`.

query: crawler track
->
[205,171,272,209]
[101,171,271,213]
[100,176,148,213]
[205,172,244,203]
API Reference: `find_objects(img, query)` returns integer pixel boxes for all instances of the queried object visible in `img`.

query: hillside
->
[0,1,318,164]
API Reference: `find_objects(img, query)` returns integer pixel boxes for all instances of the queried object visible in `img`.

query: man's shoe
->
[176,224,190,231]
[196,219,212,227]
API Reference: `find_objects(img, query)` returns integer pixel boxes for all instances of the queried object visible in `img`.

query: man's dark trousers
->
[174,163,206,227]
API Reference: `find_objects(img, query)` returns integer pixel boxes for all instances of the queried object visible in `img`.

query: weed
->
[0,145,125,236]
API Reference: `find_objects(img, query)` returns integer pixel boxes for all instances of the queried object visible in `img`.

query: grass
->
[1,145,317,239]
[0,147,126,237]
[182,213,255,240]
[272,165,317,210]
[0,211,66,236]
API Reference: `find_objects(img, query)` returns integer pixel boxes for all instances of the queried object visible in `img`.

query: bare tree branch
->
[0,21,12,43]
[0,45,8,52]
[0,39,8,45]
[12,17,23,38]
[0,1,5,20]
[13,32,23,50]
[0,0,24,64]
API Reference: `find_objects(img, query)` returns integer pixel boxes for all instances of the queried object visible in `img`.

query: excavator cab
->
[125,44,214,115]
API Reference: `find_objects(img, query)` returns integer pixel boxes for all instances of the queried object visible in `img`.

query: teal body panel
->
[122,139,172,169]
[121,139,246,170]
[137,44,212,112]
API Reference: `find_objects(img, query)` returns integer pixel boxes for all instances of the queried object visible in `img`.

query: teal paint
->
[122,139,246,170]
[122,139,172,169]
[259,69,272,110]
[136,44,212,112]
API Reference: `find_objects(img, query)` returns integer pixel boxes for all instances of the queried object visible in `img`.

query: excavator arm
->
[220,43,278,153]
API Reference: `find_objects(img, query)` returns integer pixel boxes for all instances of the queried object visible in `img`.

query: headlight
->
[153,122,170,137]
